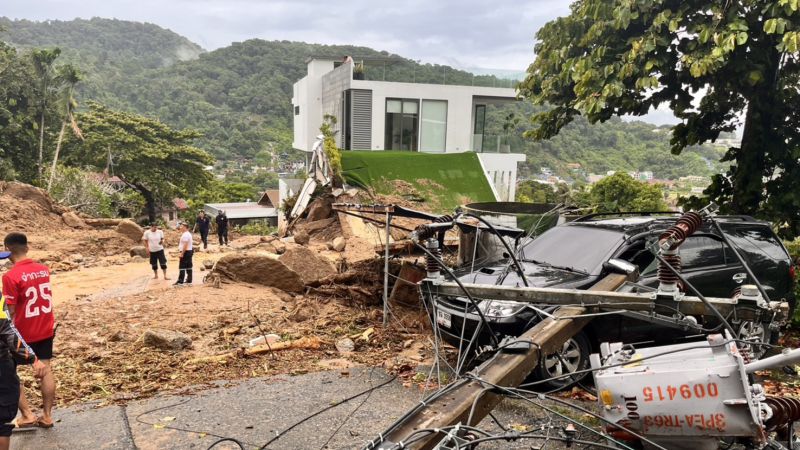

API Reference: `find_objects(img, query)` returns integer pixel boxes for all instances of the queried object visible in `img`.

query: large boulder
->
[116,220,144,242]
[228,235,263,250]
[278,246,336,285]
[306,196,333,222]
[293,230,310,246]
[142,329,192,351]
[331,237,346,252]
[3,182,54,211]
[62,211,86,228]
[213,253,304,293]
[129,246,148,258]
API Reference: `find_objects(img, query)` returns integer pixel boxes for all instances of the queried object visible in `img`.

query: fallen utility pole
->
[369,273,630,450]
[430,282,787,321]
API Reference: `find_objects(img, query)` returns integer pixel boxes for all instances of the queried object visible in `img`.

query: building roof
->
[172,198,189,210]
[258,189,280,208]
[204,202,277,220]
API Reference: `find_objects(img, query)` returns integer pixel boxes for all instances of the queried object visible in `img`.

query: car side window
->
[680,236,725,270]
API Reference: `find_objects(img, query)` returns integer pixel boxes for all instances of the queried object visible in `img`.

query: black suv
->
[433,214,795,389]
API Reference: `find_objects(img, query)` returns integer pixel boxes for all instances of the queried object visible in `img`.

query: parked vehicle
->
[433,213,796,389]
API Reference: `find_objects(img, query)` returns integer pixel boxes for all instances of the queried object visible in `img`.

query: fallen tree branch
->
[184,336,323,366]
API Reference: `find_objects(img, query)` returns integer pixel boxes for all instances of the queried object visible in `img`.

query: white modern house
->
[292,57,526,201]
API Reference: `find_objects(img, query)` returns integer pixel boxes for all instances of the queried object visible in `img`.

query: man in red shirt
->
[2,232,56,429]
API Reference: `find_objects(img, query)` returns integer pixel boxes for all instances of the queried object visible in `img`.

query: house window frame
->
[384,98,420,151]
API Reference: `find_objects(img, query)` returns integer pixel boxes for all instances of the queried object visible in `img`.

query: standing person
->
[215,210,229,246]
[142,223,169,280]
[0,253,47,450]
[1,233,56,429]
[175,222,194,285]
[194,210,211,251]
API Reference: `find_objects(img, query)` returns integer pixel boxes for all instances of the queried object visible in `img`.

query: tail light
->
[790,264,796,281]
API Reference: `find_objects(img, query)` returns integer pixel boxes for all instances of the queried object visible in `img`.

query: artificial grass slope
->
[341,151,496,212]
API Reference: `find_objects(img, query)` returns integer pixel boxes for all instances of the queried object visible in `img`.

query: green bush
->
[236,221,276,236]
[783,239,800,327]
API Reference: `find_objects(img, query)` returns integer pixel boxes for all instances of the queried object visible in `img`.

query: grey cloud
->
[5,0,572,70]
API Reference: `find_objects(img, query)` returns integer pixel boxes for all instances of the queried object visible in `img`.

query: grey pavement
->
[11,367,598,450]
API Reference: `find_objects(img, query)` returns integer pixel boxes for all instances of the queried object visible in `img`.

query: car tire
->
[531,330,591,391]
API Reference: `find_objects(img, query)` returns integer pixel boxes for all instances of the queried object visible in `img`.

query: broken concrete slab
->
[142,329,192,351]
[213,253,304,293]
[115,219,144,242]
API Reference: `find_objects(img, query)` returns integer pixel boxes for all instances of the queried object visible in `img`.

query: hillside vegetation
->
[1,17,727,180]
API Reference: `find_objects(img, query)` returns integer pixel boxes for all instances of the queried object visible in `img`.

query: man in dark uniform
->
[215,210,229,246]
[0,250,46,447]
[194,210,211,250]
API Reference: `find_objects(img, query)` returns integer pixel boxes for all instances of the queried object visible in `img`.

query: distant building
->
[204,202,278,228]
[159,198,189,224]
[587,174,606,184]
[566,163,581,170]
[258,189,280,208]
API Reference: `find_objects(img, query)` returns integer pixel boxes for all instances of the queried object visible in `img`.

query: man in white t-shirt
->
[175,221,194,285]
[142,223,169,280]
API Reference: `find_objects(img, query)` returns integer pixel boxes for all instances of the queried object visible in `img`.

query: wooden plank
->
[376,274,628,450]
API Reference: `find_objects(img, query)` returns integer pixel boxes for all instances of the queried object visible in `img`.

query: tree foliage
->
[586,172,668,213]
[520,0,800,235]
[62,102,214,220]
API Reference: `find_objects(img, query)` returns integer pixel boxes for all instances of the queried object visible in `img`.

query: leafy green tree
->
[47,64,83,191]
[31,47,61,180]
[63,102,214,221]
[516,180,558,204]
[589,172,667,213]
[520,0,800,235]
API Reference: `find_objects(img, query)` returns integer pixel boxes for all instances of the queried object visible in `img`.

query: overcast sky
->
[4,0,572,71]
[5,0,685,126]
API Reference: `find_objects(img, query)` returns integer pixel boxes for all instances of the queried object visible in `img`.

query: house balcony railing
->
[472,134,519,153]
[354,60,520,89]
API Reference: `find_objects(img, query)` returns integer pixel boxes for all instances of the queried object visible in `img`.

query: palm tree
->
[31,48,61,182]
[47,64,83,192]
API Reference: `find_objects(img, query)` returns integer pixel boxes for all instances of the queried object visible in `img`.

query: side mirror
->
[604,258,639,276]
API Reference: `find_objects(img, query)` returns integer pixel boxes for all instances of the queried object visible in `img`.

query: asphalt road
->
[10,367,605,450]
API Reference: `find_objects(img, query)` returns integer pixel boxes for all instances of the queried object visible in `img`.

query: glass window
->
[520,226,624,275]
[680,236,725,270]
[420,100,447,152]
[385,98,419,151]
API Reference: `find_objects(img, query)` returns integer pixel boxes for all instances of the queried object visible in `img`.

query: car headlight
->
[477,300,525,318]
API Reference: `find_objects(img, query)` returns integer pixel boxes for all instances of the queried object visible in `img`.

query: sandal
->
[36,419,54,429]
[13,419,37,429]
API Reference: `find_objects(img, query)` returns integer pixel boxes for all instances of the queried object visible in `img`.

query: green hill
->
[0,17,728,180]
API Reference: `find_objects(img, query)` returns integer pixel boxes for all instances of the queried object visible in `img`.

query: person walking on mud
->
[142,222,169,280]
[215,210,229,246]
[1,233,56,430]
[175,222,194,285]
[194,210,211,251]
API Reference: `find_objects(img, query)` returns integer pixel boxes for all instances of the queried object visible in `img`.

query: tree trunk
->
[47,119,67,192]
[38,110,46,182]
[730,49,782,216]
[134,183,157,223]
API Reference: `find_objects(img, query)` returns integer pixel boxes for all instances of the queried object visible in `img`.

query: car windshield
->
[518,226,624,275]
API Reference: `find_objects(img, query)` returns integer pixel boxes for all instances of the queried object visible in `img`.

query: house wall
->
[349,79,515,153]
[292,59,336,151]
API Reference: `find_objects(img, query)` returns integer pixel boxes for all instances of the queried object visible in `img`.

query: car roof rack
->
[573,211,680,222]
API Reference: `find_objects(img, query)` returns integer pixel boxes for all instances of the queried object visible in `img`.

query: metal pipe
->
[745,348,800,373]
[383,212,391,326]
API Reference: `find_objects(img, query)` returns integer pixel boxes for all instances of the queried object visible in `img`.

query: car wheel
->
[531,331,591,391]
[738,320,771,360]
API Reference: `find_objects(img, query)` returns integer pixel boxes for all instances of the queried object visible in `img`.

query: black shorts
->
[28,336,54,360]
[0,358,20,437]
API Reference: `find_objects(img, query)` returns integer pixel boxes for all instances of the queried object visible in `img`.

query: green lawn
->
[341,151,497,212]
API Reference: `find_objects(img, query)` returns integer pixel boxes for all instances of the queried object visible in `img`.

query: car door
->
[678,235,738,298]
[722,225,792,300]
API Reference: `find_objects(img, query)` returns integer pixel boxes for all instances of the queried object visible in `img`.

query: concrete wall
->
[477,153,526,201]
[292,59,336,151]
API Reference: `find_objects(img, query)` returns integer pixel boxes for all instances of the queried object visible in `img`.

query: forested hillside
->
[0,17,727,179]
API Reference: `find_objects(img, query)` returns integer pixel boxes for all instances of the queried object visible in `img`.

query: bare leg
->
[162,269,170,280]
[153,269,158,279]
[17,383,37,425]
[38,360,55,426]
[0,436,9,450]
